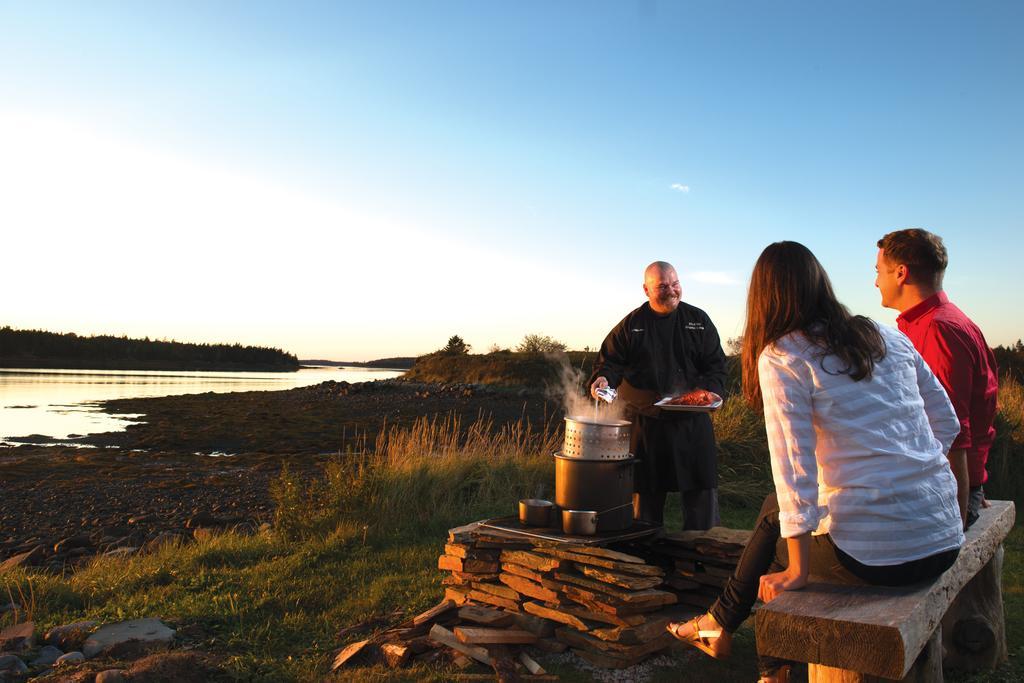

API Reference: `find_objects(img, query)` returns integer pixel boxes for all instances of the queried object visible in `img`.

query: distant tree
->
[516,334,567,353]
[725,336,743,356]
[440,335,471,355]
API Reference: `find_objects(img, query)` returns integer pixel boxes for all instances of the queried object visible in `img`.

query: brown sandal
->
[666,614,732,659]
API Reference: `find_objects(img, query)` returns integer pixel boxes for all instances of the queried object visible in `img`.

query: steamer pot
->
[562,417,631,460]
[553,453,636,532]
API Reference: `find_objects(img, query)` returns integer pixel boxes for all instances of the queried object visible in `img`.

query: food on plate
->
[662,389,719,406]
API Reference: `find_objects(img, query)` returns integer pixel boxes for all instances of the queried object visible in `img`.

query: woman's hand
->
[758,568,808,604]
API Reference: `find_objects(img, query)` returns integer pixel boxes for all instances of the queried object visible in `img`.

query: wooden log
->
[455,626,538,645]
[404,635,436,654]
[472,581,520,601]
[500,550,564,572]
[499,573,560,603]
[941,544,1008,671]
[577,564,663,590]
[412,599,457,626]
[535,547,663,576]
[808,626,942,682]
[756,500,1015,680]
[518,651,546,675]
[428,624,493,666]
[380,642,411,668]
[330,639,372,670]
[451,652,475,670]
[458,605,515,627]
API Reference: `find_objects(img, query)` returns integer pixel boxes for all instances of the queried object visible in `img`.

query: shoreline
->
[0,378,560,568]
[0,358,301,372]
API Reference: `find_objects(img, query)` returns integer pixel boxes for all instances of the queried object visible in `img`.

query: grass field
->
[2,375,1021,681]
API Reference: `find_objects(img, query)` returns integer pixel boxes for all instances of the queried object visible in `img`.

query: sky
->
[2,2,1021,360]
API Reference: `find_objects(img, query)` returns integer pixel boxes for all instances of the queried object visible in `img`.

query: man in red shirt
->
[876,228,999,529]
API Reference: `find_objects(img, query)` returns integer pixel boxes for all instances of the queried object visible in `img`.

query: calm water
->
[0,366,404,445]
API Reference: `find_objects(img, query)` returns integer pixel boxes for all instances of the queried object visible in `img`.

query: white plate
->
[654,392,723,412]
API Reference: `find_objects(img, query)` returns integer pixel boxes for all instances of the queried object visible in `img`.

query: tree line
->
[0,326,299,371]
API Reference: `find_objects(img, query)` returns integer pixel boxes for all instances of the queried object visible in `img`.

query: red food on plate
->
[663,389,718,406]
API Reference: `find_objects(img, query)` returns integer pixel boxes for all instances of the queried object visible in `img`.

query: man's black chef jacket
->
[589,301,727,494]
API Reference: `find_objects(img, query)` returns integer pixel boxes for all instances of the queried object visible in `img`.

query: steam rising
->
[545,353,629,424]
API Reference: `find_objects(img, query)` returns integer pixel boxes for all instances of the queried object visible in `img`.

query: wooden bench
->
[755,500,1015,682]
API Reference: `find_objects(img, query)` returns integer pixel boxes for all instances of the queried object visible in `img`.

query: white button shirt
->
[759,323,965,566]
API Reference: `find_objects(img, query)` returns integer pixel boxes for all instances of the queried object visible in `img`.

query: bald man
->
[589,261,727,530]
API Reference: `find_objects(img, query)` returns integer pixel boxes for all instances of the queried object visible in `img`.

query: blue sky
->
[2,2,1021,359]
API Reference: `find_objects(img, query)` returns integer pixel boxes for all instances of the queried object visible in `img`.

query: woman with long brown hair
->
[667,241,964,683]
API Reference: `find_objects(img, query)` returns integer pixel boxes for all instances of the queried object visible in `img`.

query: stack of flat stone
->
[647,528,751,610]
[438,522,697,669]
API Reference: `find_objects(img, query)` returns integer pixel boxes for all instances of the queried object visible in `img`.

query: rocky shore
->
[0,379,559,572]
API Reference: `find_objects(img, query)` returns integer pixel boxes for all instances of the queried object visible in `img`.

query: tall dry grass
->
[272,413,561,539]
[986,374,1024,510]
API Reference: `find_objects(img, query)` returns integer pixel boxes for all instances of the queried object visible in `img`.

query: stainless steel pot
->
[562,416,631,460]
[518,499,555,527]
[561,509,598,535]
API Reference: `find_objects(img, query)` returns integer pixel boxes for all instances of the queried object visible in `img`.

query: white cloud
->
[688,271,740,285]
[670,183,690,193]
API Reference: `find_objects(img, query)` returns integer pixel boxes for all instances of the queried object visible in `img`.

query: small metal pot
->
[519,499,555,527]
[561,509,598,535]
[561,503,634,536]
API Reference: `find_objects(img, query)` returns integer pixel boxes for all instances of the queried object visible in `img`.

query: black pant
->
[634,488,720,530]
[709,492,959,674]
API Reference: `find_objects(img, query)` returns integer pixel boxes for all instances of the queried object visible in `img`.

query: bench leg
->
[941,543,1007,671]
[807,627,942,682]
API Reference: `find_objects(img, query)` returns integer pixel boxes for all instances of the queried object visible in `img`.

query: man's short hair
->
[877,228,948,288]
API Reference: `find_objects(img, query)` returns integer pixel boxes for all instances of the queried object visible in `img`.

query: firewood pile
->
[329,522,751,680]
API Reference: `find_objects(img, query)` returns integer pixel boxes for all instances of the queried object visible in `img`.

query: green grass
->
[3,376,1022,681]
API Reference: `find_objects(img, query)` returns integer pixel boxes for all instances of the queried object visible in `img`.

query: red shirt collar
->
[897,291,949,325]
